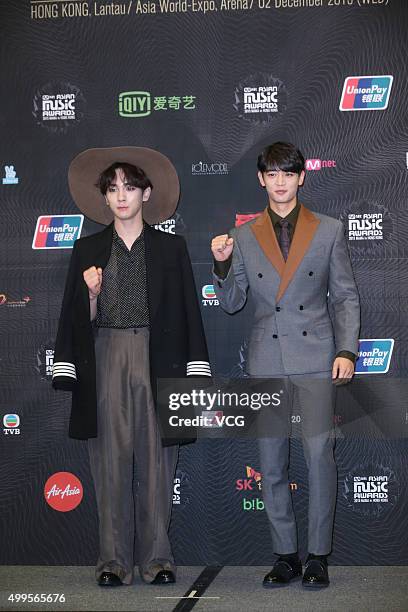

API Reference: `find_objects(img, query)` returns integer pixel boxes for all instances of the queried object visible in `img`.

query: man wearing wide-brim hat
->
[52,147,211,587]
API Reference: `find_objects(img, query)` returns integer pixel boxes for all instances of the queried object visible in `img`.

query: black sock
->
[277,552,300,564]
[307,553,327,564]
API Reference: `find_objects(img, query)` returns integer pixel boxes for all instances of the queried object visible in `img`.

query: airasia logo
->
[44,471,83,512]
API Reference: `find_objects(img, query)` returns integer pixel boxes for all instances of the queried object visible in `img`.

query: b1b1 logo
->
[3,414,20,435]
[44,472,83,512]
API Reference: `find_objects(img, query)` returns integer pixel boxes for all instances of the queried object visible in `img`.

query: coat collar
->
[250,204,320,302]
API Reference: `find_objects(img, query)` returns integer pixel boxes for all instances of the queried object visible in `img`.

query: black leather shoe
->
[98,571,123,587]
[263,558,302,588]
[152,570,176,585]
[302,559,330,588]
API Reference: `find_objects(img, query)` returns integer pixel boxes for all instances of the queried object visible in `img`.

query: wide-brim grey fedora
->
[68,146,180,225]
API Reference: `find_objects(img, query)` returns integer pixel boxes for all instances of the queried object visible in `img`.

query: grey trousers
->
[88,327,179,584]
[259,374,337,556]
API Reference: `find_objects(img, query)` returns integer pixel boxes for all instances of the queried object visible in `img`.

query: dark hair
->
[97,162,153,195]
[257,142,305,174]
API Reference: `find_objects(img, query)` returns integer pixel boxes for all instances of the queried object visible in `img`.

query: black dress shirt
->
[96,227,149,328]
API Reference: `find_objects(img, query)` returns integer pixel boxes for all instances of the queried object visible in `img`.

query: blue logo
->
[355,339,394,374]
[2,165,19,185]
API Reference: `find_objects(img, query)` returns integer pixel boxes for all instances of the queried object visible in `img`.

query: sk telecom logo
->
[355,339,394,374]
[340,76,393,111]
[32,215,83,249]
[119,91,151,117]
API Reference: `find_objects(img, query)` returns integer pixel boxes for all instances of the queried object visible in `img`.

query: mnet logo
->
[355,339,394,374]
[201,285,219,307]
[32,215,83,249]
[119,91,151,117]
[3,414,20,435]
[340,75,393,111]
[305,159,336,171]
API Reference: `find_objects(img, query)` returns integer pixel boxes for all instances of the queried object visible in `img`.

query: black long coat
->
[52,223,211,442]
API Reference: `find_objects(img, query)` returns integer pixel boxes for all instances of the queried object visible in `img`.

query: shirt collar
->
[268,201,301,228]
[113,225,145,251]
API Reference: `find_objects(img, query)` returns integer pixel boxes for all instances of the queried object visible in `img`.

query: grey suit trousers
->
[259,373,337,556]
[88,327,178,584]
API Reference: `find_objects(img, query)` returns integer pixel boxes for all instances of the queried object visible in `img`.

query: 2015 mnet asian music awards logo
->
[342,462,399,518]
[234,73,288,124]
[33,81,85,133]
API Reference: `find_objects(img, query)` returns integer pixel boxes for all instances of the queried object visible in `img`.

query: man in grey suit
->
[211,142,360,589]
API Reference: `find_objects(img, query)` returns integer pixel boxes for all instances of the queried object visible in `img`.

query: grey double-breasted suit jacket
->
[213,205,360,376]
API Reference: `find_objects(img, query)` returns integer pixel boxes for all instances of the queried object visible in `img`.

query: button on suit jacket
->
[213,205,360,376]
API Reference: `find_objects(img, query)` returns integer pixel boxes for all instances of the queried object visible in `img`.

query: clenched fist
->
[211,234,234,262]
[83,266,103,301]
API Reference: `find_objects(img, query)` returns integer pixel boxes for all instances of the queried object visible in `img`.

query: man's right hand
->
[211,234,234,262]
[83,266,103,301]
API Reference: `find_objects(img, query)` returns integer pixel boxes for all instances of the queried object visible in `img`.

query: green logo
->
[119,91,151,117]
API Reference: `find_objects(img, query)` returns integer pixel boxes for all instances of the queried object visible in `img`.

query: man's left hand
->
[332,357,355,385]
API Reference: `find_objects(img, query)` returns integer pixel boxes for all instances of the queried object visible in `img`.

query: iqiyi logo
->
[119,91,151,117]
[119,91,196,117]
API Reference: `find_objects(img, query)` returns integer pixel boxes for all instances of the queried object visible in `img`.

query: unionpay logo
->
[355,339,394,374]
[340,76,393,111]
[32,215,83,249]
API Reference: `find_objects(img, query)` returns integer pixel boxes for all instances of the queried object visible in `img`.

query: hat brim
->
[68,146,180,225]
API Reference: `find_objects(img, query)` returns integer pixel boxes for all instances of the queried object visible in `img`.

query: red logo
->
[235,213,262,227]
[44,472,83,512]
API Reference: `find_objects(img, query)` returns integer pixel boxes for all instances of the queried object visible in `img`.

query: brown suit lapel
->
[251,205,320,303]
[250,209,285,277]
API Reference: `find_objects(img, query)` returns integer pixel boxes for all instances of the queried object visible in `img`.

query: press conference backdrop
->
[1,0,408,567]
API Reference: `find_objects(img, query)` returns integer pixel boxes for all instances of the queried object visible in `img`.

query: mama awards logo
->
[33,81,85,133]
[342,462,399,518]
[234,73,288,124]
[339,202,392,253]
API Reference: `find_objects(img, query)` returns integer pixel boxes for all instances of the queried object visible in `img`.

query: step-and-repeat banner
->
[1,0,407,566]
